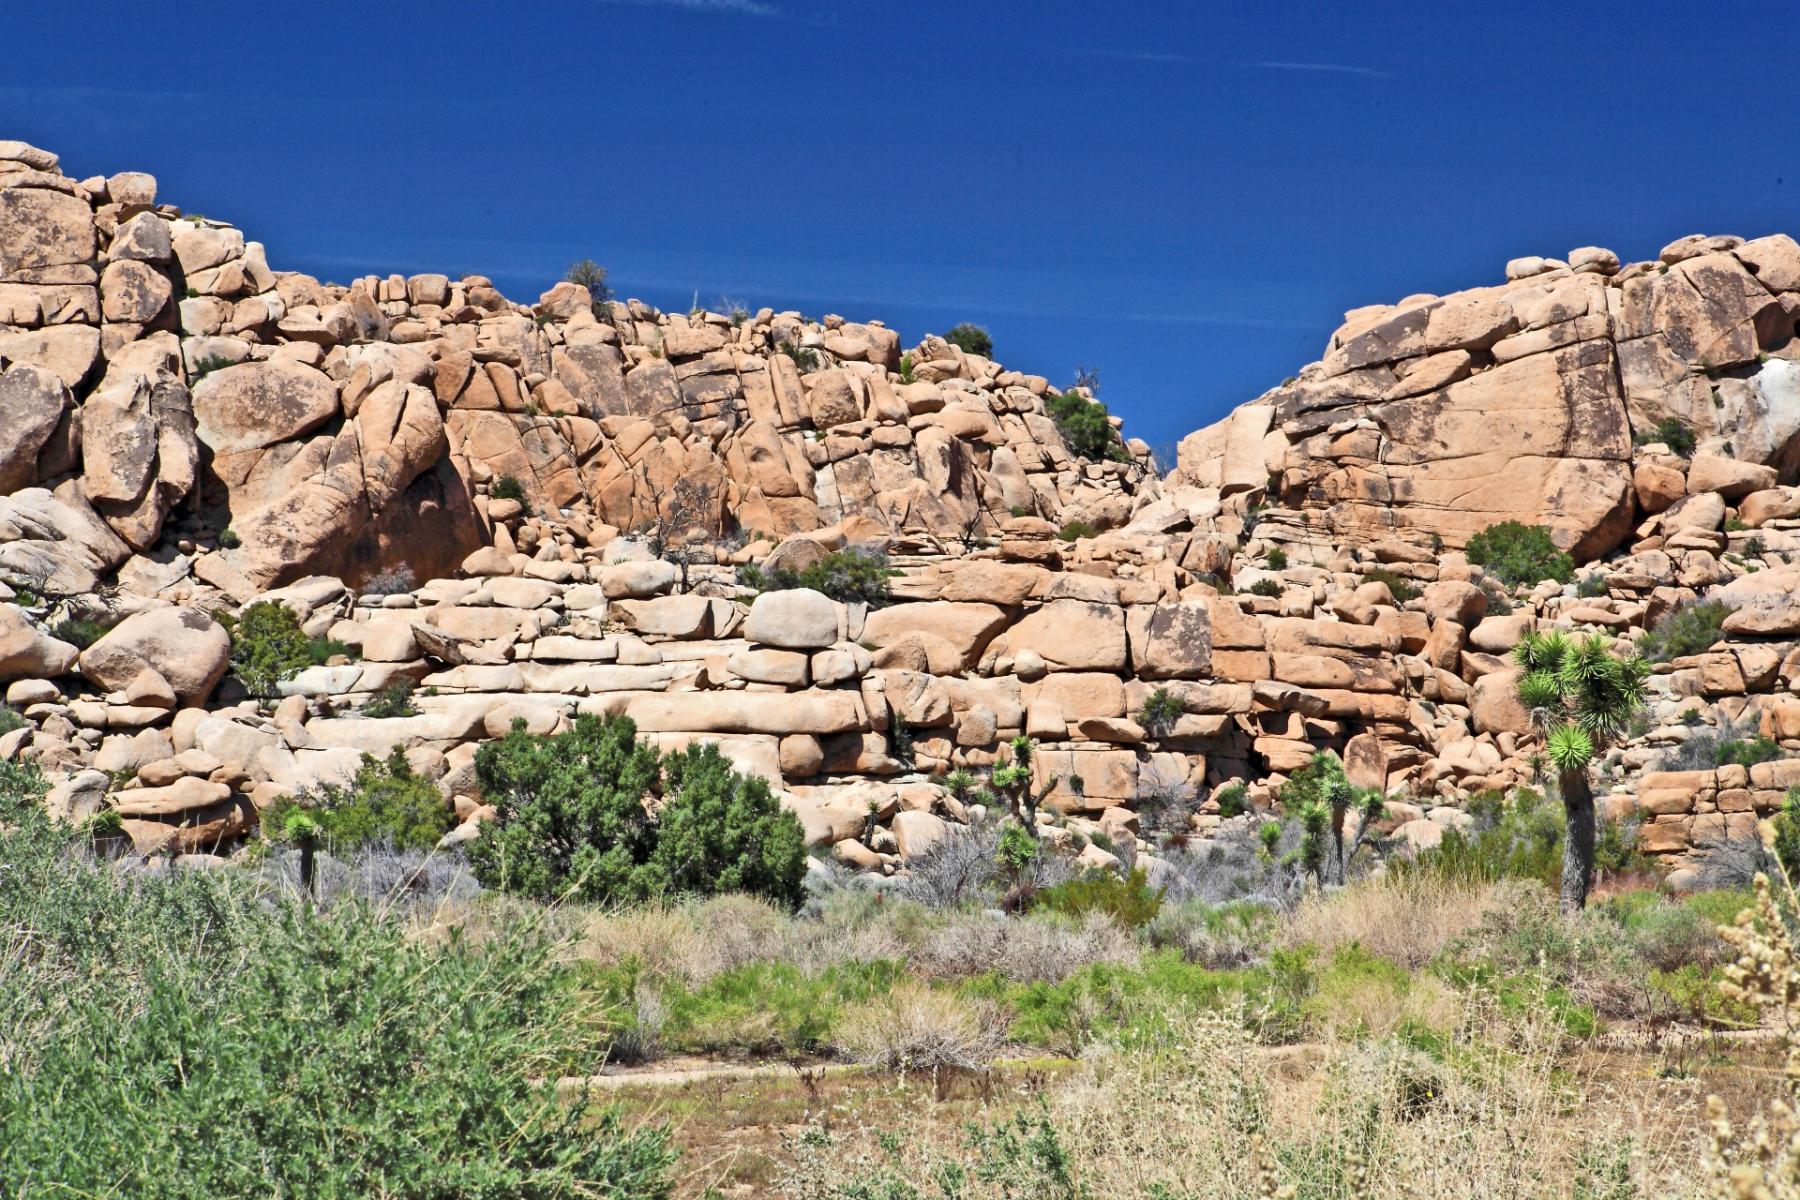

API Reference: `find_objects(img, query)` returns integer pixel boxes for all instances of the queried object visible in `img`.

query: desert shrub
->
[0,801,673,1199]
[649,741,807,910]
[187,352,236,384]
[470,714,806,909]
[1639,599,1731,663]
[1716,733,1783,767]
[47,617,107,648]
[1464,521,1574,586]
[901,824,1006,907]
[1632,415,1697,457]
[1247,578,1284,598]
[943,322,992,357]
[1576,572,1609,598]
[1215,781,1250,818]
[1145,900,1274,967]
[0,759,44,818]
[490,473,527,503]
[1361,566,1420,602]
[222,601,353,698]
[360,678,418,719]
[0,705,24,737]
[1057,519,1098,541]
[217,527,241,548]
[780,341,817,370]
[896,351,915,383]
[912,910,1137,984]
[564,256,613,303]
[262,749,451,854]
[1034,867,1164,929]
[1045,390,1127,462]
[1137,687,1183,737]
[360,565,416,596]
[834,981,1004,1070]
[1774,787,1800,883]
[738,547,897,607]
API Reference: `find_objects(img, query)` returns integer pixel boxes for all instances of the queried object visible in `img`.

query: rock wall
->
[0,139,1157,601]
[4,137,1800,883]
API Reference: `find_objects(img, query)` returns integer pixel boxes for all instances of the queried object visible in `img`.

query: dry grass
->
[782,997,1715,1199]
[1280,871,1496,969]
[834,982,1005,1072]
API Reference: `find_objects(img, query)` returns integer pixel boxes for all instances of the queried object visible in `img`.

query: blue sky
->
[8,1,1800,456]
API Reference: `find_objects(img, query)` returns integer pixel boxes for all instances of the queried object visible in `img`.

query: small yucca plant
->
[1511,631,1648,913]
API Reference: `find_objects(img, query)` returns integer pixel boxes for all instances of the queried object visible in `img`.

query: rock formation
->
[4,137,1800,886]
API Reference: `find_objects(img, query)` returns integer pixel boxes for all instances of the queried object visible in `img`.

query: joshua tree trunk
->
[1329,805,1347,886]
[1559,768,1595,914]
[299,836,318,900]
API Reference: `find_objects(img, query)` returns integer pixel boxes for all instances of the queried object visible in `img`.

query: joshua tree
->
[1512,631,1649,913]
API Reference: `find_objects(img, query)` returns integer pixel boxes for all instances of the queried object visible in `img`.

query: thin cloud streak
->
[584,0,780,15]
[1242,59,1391,79]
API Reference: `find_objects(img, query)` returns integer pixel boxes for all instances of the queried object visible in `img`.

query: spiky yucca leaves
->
[1512,631,1650,751]
[1511,632,1648,912]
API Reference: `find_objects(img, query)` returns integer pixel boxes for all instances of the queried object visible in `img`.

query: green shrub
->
[1774,788,1800,883]
[648,741,807,910]
[222,601,354,699]
[361,678,418,719]
[262,749,451,853]
[1640,599,1731,663]
[781,342,818,370]
[217,527,241,549]
[1716,735,1783,768]
[1265,547,1289,571]
[490,473,527,503]
[0,706,25,738]
[0,802,673,1198]
[1464,521,1574,586]
[1215,781,1250,818]
[0,758,44,819]
[943,323,992,358]
[46,617,106,649]
[1137,687,1184,737]
[469,714,806,909]
[187,353,237,385]
[897,352,915,384]
[1045,390,1127,462]
[1245,578,1282,598]
[1361,567,1420,603]
[1034,867,1165,929]
[1056,520,1098,542]
[565,256,613,303]
[1577,572,1609,598]
[1632,416,1697,457]
[738,548,897,607]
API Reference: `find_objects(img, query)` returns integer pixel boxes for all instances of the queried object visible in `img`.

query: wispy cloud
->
[585,0,780,15]
[1065,47,1189,63]
[1240,59,1391,79]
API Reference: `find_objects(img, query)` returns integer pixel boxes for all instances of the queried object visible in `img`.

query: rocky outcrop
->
[1177,236,1800,561]
[0,140,1155,597]
[4,136,1800,883]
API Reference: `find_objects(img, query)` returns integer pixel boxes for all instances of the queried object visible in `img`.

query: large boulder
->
[0,604,78,681]
[0,364,69,493]
[991,600,1129,673]
[79,607,230,705]
[743,589,841,650]
[862,602,1010,675]
[0,487,132,596]
[191,358,338,453]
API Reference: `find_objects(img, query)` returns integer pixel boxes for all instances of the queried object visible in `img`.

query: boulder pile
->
[4,138,1800,884]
